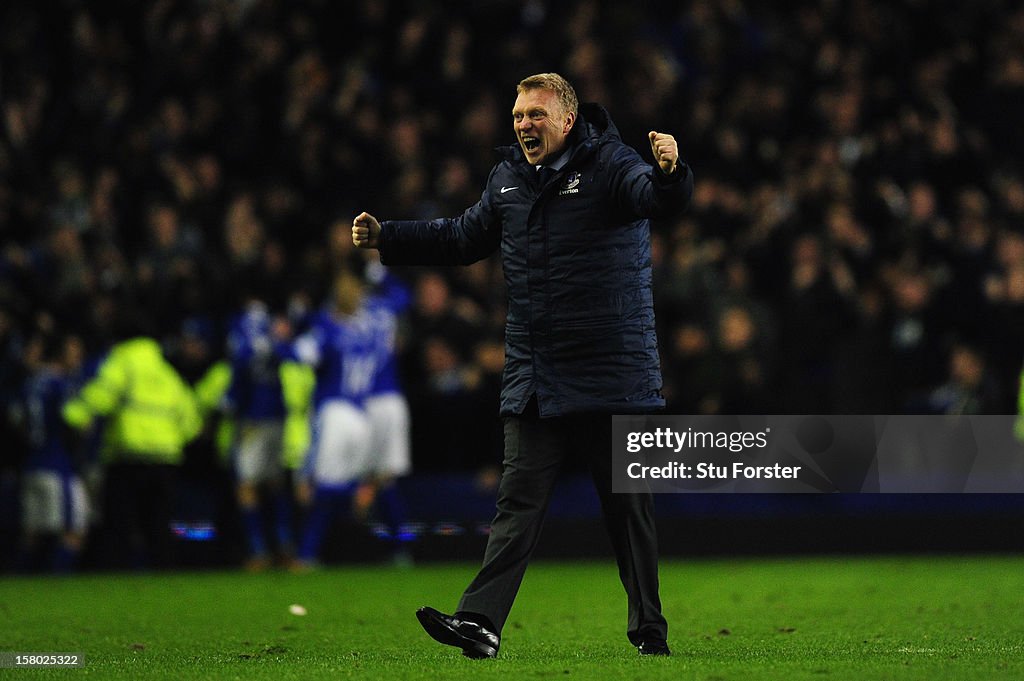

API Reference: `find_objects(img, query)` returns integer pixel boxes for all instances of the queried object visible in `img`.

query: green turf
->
[1,556,1023,679]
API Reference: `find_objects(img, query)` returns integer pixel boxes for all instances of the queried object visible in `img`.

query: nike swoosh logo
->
[500,186,519,193]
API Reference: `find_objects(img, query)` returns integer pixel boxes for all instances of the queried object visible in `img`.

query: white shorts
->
[310,400,372,486]
[365,393,411,477]
[234,420,285,484]
[22,470,89,535]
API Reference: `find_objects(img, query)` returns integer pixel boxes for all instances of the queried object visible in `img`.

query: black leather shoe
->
[637,640,672,656]
[416,606,500,659]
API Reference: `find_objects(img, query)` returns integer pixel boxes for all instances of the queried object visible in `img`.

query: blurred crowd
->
[3,0,1024,502]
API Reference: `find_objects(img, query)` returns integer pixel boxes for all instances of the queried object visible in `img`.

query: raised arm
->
[611,131,694,220]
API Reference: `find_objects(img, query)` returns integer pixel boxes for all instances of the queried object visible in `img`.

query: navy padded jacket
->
[379,103,693,417]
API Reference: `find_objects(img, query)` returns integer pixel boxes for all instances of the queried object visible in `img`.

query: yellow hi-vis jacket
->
[192,359,314,470]
[279,360,315,471]
[193,360,235,462]
[63,337,202,464]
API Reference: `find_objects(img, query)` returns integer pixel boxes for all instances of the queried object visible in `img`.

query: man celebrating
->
[353,73,693,657]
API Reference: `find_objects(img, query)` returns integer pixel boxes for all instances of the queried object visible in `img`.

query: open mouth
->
[522,137,540,152]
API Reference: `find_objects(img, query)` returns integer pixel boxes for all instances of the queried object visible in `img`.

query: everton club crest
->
[559,171,581,196]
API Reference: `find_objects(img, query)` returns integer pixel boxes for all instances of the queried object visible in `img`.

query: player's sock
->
[241,506,268,558]
[51,544,77,573]
[377,484,407,542]
[377,484,414,563]
[297,485,350,562]
[272,490,295,552]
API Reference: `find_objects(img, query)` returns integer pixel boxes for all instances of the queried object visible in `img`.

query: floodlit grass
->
[2,556,1023,679]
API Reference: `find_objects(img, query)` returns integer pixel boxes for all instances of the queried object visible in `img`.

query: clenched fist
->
[648,131,679,175]
[352,211,381,249]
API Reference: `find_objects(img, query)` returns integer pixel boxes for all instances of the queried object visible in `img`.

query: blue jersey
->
[284,309,378,409]
[364,302,402,396]
[23,369,76,474]
[365,272,411,396]
[226,303,286,420]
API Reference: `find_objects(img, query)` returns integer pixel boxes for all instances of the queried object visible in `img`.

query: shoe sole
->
[415,607,497,659]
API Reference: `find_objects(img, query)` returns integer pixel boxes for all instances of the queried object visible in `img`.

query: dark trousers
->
[102,462,177,570]
[457,410,667,644]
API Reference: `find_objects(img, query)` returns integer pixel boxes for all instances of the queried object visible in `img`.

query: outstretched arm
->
[351,186,501,265]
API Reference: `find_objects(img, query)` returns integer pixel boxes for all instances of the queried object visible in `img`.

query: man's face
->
[512,87,575,166]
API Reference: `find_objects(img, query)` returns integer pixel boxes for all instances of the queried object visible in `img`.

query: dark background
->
[2,0,1024,567]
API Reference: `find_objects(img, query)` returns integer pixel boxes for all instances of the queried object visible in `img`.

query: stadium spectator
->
[925,342,1002,416]
[710,303,775,414]
[403,271,489,470]
[352,72,692,657]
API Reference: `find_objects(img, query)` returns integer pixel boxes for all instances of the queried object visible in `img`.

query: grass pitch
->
[2,556,1023,679]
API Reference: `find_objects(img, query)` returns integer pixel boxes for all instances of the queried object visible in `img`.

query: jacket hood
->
[575,102,621,144]
[498,102,621,163]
